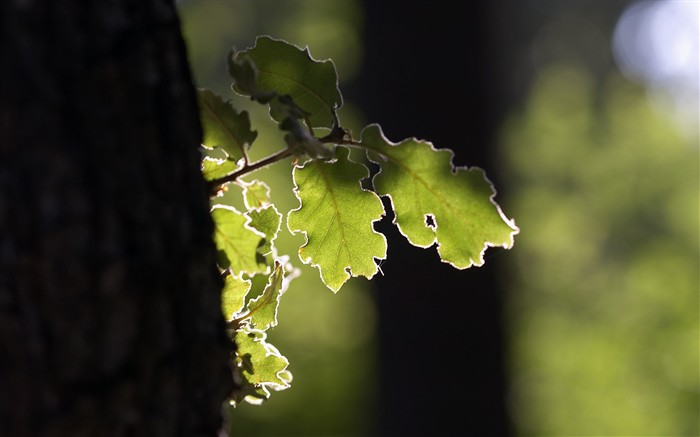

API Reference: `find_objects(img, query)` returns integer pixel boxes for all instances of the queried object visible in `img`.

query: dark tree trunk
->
[0,1,232,435]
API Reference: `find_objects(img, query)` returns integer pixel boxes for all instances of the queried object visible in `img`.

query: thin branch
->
[208,147,297,195]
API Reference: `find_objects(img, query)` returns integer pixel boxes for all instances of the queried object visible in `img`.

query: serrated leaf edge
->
[361,124,519,268]
[241,327,291,389]
[211,204,268,275]
[198,88,256,156]
[241,179,272,209]
[236,35,343,126]
[245,204,282,257]
[246,261,284,330]
[222,273,252,321]
[287,151,388,292]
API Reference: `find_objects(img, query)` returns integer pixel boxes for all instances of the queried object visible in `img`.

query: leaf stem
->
[209,147,297,195]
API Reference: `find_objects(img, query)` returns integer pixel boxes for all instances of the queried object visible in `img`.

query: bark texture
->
[0,1,232,435]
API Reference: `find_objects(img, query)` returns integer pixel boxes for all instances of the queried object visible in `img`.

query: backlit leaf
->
[288,148,387,292]
[211,205,267,275]
[360,124,519,268]
[226,52,259,98]
[234,327,291,389]
[232,36,342,129]
[201,154,240,182]
[246,261,284,330]
[197,89,257,161]
[241,180,272,209]
[222,274,251,320]
[245,205,282,256]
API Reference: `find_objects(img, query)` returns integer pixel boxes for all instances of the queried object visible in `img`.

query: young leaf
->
[197,89,257,161]
[226,52,260,99]
[234,327,291,390]
[232,36,342,129]
[222,274,251,320]
[246,205,282,256]
[360,124,519,268]
[288,147,387,292]
[246,261,284,330]
[231,382,270,407]
[201,154,240,182]
[241,180,272,209]
[212,205,267,275]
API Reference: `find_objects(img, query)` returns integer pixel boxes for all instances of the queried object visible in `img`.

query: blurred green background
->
[177,1,699,436]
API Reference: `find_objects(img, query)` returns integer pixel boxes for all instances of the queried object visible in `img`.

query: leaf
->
[269,93,310,121]
[234,327,291,389]
[201,154,241,182]
[226,52,259,98]
[288,147,387,292]
[230,326,292,406]
[360,124,519,268]
[231,383,270,407]
[246,261,284,330]
[246,205,282,256]
[238,180,281,256]
[233,36,342,129]
[212,205,267,275]
[197,89,257,161]
[241,180,272,209]
[222,274,251,320]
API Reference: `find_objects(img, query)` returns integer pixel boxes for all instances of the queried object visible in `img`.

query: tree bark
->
[0,1,232,435]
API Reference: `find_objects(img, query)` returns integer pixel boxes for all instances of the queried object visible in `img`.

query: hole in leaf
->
[425,214,436,229]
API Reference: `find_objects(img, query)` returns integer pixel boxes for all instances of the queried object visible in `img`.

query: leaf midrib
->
[313,161,355,269]
[366,144,462,224]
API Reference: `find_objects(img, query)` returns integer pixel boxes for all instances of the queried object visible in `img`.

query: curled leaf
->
[232,36,342,129]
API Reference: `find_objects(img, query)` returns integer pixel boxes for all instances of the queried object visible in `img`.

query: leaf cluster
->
[198,36,518,405]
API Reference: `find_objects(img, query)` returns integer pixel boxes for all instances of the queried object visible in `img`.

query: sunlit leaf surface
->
[288,148,387,291]
[361,124,518,268]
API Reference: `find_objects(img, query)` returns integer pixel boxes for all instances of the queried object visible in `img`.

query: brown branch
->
[208,147,297,196]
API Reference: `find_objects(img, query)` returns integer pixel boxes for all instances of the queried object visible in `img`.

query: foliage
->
[198,36,518,406]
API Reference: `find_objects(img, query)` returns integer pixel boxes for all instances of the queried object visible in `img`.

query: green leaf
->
[246,261,284,330]
[269,93,310,121]
[197,89,257,161]
[212,205,267,275]
[233,36,342,129]
[288,147,387,292]
[226,51,259,98]
[245,205,282,256]
[241,180,272,209]
[234,327,291,389]
[231,382,270,407]
[201,154,240,182]
[360,124,519,268]
[222,274,251,320]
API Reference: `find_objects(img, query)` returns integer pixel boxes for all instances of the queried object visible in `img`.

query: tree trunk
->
[0,1,232,435]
